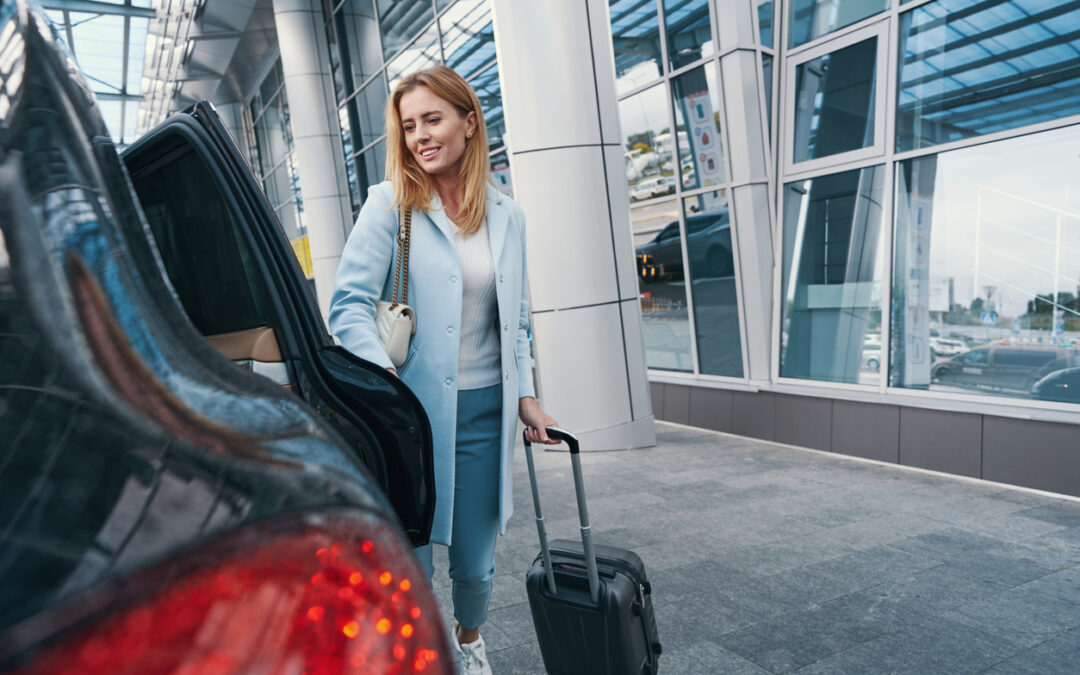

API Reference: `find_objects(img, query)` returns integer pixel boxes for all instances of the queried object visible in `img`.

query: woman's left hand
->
[519,396,559,444]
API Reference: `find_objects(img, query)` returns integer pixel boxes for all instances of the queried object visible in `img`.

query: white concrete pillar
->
[492,0,655,450]
[272,0,353,322]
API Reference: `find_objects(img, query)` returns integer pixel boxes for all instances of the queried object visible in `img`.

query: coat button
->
[450,275,457,283]
[447,326,454,334]
[445,377,452,386]
[503,322,508,331]
[498,273,504,283]
[504,371,509,381]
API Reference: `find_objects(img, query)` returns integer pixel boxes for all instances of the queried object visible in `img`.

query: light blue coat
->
[329,180,535,546]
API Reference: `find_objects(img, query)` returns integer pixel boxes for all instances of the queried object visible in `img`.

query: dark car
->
[0,2,450,672]
[1032,367,1080,403]
[931,344,1080,393]
[636,209,733,282]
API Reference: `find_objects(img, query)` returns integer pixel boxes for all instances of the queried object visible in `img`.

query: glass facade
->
[892,125,1080,403]
[247,59,307,271]
[895,0,1080,152]
[768,0,1080,412]
[611,0,751,378]
[322,0,510,217]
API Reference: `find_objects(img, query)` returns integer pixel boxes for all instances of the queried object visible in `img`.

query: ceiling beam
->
[40,0,156,19]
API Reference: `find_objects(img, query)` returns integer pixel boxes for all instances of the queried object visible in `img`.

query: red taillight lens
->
[12,511,451,675]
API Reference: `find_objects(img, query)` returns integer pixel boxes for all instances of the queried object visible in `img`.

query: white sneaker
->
[456,634,492,675]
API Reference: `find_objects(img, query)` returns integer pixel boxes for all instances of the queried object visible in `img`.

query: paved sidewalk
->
[428,422,1080,673]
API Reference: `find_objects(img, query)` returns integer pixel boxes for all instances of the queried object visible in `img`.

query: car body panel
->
[0,3,442,666]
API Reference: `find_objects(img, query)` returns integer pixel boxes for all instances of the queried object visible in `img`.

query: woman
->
[329,65,558,673]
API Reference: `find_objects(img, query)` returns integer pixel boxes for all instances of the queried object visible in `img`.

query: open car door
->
[120,101,434,546]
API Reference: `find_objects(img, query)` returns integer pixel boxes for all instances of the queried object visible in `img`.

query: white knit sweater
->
[431,205,501,390]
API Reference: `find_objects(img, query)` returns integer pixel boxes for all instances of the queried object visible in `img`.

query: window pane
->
[470,64,505,151]
[621,83,676,203]
[441,0,495,81]
[633,199,693,371]
[386,20,440,91]
[355,73,389,148]
[358,139,388,201]
[378,0,435,61]
[892,125,1080,403]
[344,150,361,216]
[491,150,513,198]
[781,165,886,384]
[896,0,1080,153]
[610,0,663,95]
[789,0,888,48]
[684,191,743,377]
[331,0,383,102]
[663,0,712,71]
[793,36,877,163]
[758,0,774,48]
[671,64,725,190]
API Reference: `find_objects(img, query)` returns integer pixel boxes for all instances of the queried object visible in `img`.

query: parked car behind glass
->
[636,210,733,281]
[0,2,450,671]
[931,344,1080,393]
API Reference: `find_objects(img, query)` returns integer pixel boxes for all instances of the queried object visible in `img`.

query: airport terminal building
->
[53,0,1080,494]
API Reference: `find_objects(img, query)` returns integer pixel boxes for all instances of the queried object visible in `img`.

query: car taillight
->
[9,511,451,675]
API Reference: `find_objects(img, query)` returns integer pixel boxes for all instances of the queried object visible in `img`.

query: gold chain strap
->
[390,207,411,309]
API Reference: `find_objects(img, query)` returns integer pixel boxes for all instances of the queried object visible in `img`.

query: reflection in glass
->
[892,125,1080,403]
[793,37,877,163]
[671,64,725,191]
[609,0,663,95]
[354,74,389,148]
[789,0,888,48]
[359,139,388,201]
[684,191,743,377]
[386,20,440,91]
[757,0,773,48]
[781,166,885,384]
[441,0,494,81]
[896,0,1080,153]
[378,0,435,61]
[621,83,676,203]
[329,0,383,103]
[663,0,712,71]
[470,64,505,150]
[632,199,693,371]
[491,150,512,197]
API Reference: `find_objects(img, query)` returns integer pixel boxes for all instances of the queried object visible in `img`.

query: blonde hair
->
[385,65,490,234]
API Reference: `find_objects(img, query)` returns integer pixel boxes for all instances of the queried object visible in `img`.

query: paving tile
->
[795,616,1021,674]
[983,627,1080,674]
[1018,502,1080,528]
[716,590,923,672]
[487,641,546,674]
[940,586,1080,650]
[1016,566,1080,606]
[658,640,772,674]
[887,528,1006,561]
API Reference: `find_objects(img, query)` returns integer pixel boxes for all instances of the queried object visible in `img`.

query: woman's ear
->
[465,110,478,139]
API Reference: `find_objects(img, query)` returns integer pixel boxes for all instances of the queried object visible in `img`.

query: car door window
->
[130,142,276,338]
[962,350,988,365]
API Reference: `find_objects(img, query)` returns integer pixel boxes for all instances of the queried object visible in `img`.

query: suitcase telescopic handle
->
[523,427,601,604]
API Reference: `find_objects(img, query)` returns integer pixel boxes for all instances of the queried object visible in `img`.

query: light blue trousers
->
[414,383,502,630]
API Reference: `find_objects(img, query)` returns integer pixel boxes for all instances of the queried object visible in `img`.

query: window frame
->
[782,19,890,179]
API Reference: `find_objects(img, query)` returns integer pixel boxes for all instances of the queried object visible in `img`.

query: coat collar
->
[424,184,511,268]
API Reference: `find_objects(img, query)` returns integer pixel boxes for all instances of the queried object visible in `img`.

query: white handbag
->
[376,208,416,368]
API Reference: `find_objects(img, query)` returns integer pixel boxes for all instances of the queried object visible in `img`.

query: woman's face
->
[398,85,477,179]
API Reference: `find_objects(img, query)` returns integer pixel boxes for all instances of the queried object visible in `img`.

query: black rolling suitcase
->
[523,428,662,674]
